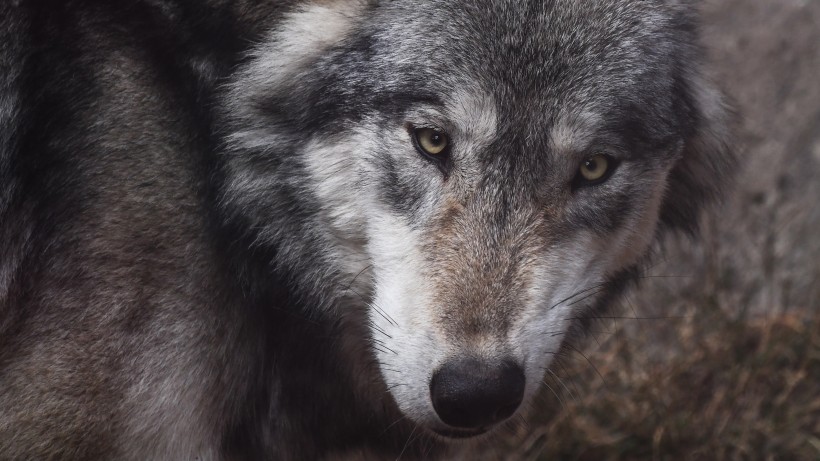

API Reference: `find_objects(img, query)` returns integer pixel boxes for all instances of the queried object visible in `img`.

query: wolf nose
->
[429,358,525,430]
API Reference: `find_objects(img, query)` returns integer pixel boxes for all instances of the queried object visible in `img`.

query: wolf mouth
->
[431,427,489,439]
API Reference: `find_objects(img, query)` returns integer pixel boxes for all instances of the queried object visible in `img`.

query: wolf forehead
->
[279,0,694,150]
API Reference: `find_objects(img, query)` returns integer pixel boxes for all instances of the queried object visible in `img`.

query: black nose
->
[429,358,525,430]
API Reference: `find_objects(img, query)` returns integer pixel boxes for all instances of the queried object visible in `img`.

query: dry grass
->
[511,309,820,461]
[449,303,819,461]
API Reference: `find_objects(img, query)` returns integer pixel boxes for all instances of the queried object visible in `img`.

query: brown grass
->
[486,307,820,461]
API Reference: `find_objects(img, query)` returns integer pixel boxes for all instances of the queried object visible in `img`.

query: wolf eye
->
[574,154,618,188]
[413,128,450,157]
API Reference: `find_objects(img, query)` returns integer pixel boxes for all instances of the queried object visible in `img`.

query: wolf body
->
[0,0,733,459]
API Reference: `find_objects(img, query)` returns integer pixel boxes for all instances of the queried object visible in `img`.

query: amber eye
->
[413,128,449,156]
[577,154,613,184]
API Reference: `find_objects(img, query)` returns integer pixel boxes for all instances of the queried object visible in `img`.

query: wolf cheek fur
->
[1,0,733,459]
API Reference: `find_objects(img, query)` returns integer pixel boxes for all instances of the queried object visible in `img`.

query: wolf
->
[0,0,733,459]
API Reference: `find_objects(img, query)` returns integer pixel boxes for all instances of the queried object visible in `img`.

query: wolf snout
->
[429,358,525,431]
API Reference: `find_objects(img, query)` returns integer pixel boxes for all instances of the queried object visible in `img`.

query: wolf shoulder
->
[0,3,256,459]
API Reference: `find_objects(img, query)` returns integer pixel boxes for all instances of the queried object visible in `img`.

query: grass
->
[495,306,820,460]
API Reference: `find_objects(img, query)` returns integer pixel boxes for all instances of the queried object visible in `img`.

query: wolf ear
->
[660,73,736,234]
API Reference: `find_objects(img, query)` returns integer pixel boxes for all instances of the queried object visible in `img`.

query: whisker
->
[546,328,612,338]
[563,342,606,385]
[540,380,565,409]
[557,361,583,399]
[372,344,390,356]
[359,294,399,328]
[516,412,531,433]
[396,424,419,461]
[372,338,398,355]
[569,315,688,321]
[566,287,608,307]
[639,274,692,279]
[548,281,608,311]
[421,435,436,459]
[369,322,393,340]
[380,415,408,437]
[545,368,578,403]
[333,276,401,330]
[625,295,641,321]
[344,264,373,292]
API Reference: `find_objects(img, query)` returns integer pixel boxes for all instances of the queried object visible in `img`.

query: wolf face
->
[222,0,733,440]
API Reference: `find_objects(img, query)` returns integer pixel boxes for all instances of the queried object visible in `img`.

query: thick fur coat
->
[0,1,733,459]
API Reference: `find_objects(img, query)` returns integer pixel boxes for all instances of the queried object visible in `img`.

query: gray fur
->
[0,0,733,459]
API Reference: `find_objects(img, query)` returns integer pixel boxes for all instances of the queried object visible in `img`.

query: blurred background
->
[486,1,820,459]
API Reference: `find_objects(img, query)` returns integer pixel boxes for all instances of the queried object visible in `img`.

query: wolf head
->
[221,0,733,439]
